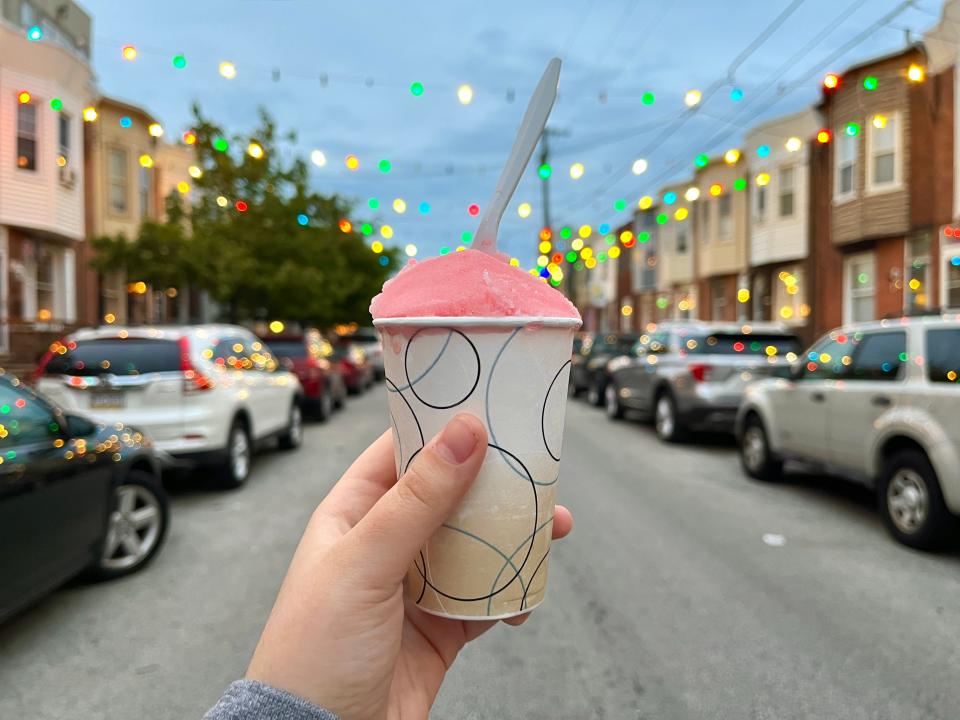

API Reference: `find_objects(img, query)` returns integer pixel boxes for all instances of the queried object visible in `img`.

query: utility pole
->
[538,126,569,291]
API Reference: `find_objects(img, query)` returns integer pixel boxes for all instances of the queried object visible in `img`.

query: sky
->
[80,0,944,267]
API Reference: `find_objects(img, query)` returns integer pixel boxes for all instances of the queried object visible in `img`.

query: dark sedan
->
[0,375,168,623]
[569,332,638,405]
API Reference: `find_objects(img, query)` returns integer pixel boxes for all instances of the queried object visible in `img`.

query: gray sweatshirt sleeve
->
[204,679,340,720]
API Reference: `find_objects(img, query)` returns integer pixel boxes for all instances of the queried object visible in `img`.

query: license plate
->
[90,392,125,409]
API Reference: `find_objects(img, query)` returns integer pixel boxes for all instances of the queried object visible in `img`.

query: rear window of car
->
[589,334,637,355]
[43,338,181,376]
[267,340,307,358]
[683,333,802,356]
[927,328,960,383]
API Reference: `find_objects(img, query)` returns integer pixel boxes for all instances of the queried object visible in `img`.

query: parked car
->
[259,329,347,421]
[346,327,384,381]
[0,374,168,623]
[604,321,802,441]
[333,340,375,394]
[34,325,303,489]
[569,332,639,404]
[736,316,960,550]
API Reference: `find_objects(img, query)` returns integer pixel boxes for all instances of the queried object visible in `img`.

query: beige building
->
[692,155,750,321]
[80,96,197,326]
[653,181,697,320]
[0,0,94,366]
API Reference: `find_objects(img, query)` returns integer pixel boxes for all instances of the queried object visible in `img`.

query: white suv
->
[35,325,303,488]
[736,316,960,550]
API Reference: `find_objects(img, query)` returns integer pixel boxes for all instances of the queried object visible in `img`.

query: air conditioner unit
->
[58,165,76,188]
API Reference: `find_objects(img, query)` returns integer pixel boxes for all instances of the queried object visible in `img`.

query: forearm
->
[204,680,340,720]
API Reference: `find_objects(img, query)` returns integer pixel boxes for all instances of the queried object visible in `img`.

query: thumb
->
[345,413,488,587]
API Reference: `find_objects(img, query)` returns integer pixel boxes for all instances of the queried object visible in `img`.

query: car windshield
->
[589,334,637,356]
[683,333,802,356]
[43,338,182,376]
[267,340,307,358]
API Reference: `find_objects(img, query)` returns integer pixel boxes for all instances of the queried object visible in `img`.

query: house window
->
[58,113,71,166]
[867,113,899,191]
[36,247,55,320]
[845,252,875,323]
[699,200,709,243]
[630,243,643,292]
[774,266,804,324]
[711,280,727,320]
[676,225,688,254]
[752,274,768,321]
[718,195,732,239]
[944,249,960,310]
[905,233,931,313]
[139,165,153,218]
[835,128,857,199]
[109,148,128,214]
[754,183,767,221]
[17,102,37,171]
[779,166,795,218]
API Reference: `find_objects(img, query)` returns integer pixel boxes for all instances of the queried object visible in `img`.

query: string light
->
[823,72,840,90]
[695,154,709,168]
[26,25,43,41]
[410,81,424,96]
[360,223,373,235]
[734,178,747,191]
[177,181,190,194]
[845,122,860,136]
[468,203,480,216]
[405,244,417,257]
[724,149,740,165]
[684,89,702,107]
[598,223,609,235]
[730,87,744,102]
[380,224,394,239]
[709,183,723,197]
[461,231,473,243]
[538,163,552,179]
[122,45,138,61]
[236,200,249,212]
[663,191,677,205]
[371,241,384,253]
[756,172,771,186]
[83,107,98,122]
[368,198,380,209]
[17,91,31,104]
[684,187,700,202]
[213,137,229,152]
[517,202,532,218]
[631,158,648,175]
[613,199,627,212]
[310,150,327,167]
[641,91,655,106]
[418,202,430,214]
[119,116,133,128]
[182,130,197,144]
[817,129,831,144]
[907,64,925,83]
[216,196,229,207]
[457,84,474,105]
[345,154,360,170]
[172,54,187,69]
[656,213,668,225]
[50,98,63,111]
[872,114,888,129]
[219,61,237,80]
[569,162,585,180]
[737,288,751,303]
[571,238,584,251]
[757,145,771,158]
[785,136,802,152]
[297,214,309,226]
[147,122,163,138]
[139,154,154,168]
[338,219,352,233]
[863,75,878,91]
[393,198,407,214]
[675,208,688,221]
[379,256,389,267]
[378,159,391,173]
[188,165,203,179]
[539,241,552,254]
[638,196,653,210]
[578,225,592,238]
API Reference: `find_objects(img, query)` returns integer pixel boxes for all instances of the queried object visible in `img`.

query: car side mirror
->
[62,413,97,438]
[789,362,804,380]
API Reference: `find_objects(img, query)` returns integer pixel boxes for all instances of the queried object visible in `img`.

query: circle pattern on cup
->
[404,328,480,409]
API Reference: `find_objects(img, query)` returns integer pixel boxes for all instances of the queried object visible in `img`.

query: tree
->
[91,107,399,326]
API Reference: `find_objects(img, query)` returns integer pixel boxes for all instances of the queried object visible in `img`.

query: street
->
[1,389,959,720]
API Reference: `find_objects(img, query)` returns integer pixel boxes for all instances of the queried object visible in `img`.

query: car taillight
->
[179,337,215,393]
[689,363,713,382]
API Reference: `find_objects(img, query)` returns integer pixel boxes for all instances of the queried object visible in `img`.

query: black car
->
[569,332,639,405]
[0,375,168,623]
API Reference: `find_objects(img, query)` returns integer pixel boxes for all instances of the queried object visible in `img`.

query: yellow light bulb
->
[674,208,689,221]
[148,122,164,138]
[684,89,702,107]
[569,162,585,180]
[517,202,532,218]
[138,154,154,168]
[392,198,407,214]
[188,165,203,179]
[638,196,653,210]
[756,172,771,187]
[219,61,237,80]
[724,148,741,165]
[82,107,98,122]
[456,84,474,105]
[785,136,802,152]
[404,244,417,257]
[907,64,925,83]
[247,142,264,159]
[872,114,888,129]
[380,225,394,239]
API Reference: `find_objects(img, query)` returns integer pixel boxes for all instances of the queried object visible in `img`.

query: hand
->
[246,414,573,720]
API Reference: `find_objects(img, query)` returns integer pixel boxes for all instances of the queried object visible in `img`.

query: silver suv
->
[605,321,802,441]
[736,316,960,550]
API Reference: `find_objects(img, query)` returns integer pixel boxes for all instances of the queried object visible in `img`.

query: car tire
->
[654,391,687,443]
[218,418,252,489]
[91,469,169,580]
[314,388,333,423]
[878,449,956,551]
[739,414,783,482]
[605,383,625,420]
[279,401,304,450]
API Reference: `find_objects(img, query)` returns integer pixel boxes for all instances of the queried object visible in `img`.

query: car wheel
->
[605,384,624,420]
[739,415,783,481]
[218,419,252,489]
[314,388,333,422]
[878,449,955,550]
[654,392,687,443]
[279,402,304,450]
[92,469,169,580]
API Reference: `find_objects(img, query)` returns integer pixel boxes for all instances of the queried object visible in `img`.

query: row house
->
[0,0,93,366]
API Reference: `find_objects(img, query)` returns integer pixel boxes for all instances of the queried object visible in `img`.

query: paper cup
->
[374,316,580,620]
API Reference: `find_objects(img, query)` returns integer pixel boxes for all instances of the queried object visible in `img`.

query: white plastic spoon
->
[474,57,561,255]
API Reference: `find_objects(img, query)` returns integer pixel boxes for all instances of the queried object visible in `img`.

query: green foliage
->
[91,107,398,325]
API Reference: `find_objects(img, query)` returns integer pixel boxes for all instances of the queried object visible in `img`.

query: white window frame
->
[843,251,876,324]
[108,147,129,215]
[778,165,795,218]
[753,182,767,222]
[834,127,858,204]
[941,242,960,311]
[718,195,732,241]
[904,233,931,313]
[865,111,902,195]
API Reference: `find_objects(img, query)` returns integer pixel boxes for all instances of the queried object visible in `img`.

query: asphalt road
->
[1,388,959,719]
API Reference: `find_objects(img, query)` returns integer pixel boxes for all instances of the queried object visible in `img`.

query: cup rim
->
[373,316,582,328]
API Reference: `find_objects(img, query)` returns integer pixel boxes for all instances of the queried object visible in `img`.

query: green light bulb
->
[410,82,424,97]
[213,137,229,152]
[538,163,552,179]
[378,159,391,173]
[641,91,655,106]
[613,199,627,212]
[172,54,187,69]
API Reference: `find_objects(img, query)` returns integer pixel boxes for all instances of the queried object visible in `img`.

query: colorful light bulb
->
[310,150,327,167]
[457,84,474,105]
[219,61,237,80]
[122,45,137,61]
[632,158,648,175]
[172,54,187,69]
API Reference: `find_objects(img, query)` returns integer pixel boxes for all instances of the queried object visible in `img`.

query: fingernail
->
[436,415,480,465]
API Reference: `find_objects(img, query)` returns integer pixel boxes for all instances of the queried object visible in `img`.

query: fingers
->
[552,504,573,540]
[344,414,488,587]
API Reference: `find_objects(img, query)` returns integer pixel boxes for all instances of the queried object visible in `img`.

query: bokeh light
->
[172,54,187,69]
[380,224,394,239]
[345,154,360,170]
[632,158,648,175]
[219,61,237,80]
[685,187,700,202]
[405,244,417,257]
[638,196,653,210]
[393,198,407,214]
[311,150,327,167]
[410,81,424,96]
[378,159,391,173]
[569,162,585,180]
[517,202,532,218]
[457,84,474,105]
